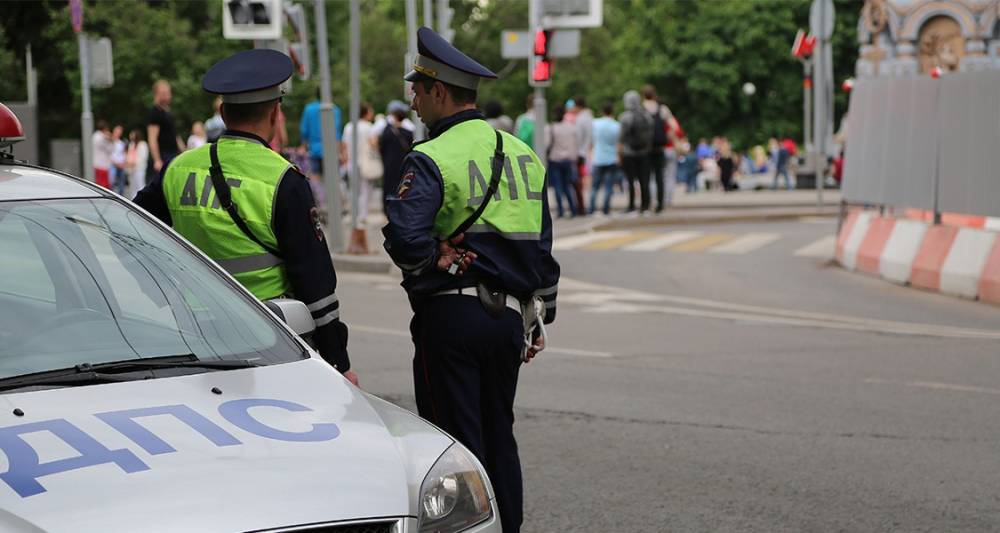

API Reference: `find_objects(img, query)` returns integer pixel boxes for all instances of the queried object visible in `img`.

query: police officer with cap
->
[383,27,560,533]
[135,49,357,386]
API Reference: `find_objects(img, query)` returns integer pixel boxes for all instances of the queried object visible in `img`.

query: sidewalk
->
[331,189,842,273]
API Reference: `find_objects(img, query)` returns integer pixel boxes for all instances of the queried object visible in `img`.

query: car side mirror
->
[264,298,315,337]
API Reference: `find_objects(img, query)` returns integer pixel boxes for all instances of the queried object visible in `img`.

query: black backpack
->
[622,111,653,152]
[651,107,668,147]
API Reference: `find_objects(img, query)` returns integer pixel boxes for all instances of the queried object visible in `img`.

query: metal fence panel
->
[842,78,874,203]
[894,76,937,211]
[843,72,1000,217]
[843,76,936,210]
[937,71,1000,217]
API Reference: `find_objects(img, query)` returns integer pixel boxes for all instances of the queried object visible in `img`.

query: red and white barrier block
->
[836,211,1000,304]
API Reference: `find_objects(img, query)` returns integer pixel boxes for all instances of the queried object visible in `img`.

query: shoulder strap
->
[209,142,283,258]
[446,130,504,242]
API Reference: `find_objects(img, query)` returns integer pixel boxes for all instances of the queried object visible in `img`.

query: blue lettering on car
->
[0,398,339,498]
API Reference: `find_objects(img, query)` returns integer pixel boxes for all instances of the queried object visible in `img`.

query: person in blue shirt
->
[299,94,342,201]
[589,101,622,215]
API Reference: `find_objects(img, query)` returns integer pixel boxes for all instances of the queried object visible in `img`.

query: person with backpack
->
[642,85,670,213]
[618,90,655,214]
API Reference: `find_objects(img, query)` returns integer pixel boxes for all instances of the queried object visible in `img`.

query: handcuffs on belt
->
[469,282,548,363]
[520,295,548,363]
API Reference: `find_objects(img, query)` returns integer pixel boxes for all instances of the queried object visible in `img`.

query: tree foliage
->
[0,0,858,164]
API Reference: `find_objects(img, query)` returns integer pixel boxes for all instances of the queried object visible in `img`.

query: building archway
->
[917,15,965,72]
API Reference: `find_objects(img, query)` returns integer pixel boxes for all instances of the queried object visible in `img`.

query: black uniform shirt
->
[134,130,351,371]
[382,110,560,322]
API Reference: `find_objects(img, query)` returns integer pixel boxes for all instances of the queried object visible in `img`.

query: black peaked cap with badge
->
[404,27,498,90]
[203,48,293,104]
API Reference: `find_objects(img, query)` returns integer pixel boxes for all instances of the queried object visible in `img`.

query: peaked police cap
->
[203,49,293,104]
[404,27,498,90]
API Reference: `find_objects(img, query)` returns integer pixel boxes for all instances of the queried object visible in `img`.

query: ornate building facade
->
[857,0,1000,77]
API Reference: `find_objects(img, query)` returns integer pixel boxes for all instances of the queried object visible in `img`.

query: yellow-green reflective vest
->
[413,119,547,240]
[163,136,292,300]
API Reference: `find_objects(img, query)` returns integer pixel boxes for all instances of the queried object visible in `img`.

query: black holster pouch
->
[476,283,507,319]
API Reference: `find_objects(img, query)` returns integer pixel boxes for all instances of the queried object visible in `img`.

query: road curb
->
[332,253,395,275]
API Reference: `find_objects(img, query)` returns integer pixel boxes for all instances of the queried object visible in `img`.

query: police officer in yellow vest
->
[383,28,560,533]
[135,49,357,386]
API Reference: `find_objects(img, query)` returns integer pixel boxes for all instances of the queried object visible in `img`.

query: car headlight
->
[417,444,492,532]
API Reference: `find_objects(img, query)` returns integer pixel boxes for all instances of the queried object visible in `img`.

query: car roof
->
[0,162,107,201]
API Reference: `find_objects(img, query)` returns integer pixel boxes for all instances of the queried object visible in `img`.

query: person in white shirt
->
[572,96,594,213]
[341,103,380,246]
[186,121,207,150]
[126,129,149,197]
[91,120,115,189]
[371,100,416,137]
[110,125,128,195]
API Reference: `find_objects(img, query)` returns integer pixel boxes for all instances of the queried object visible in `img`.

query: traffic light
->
[530,29,552,87]
[223,0,282,40]
[284,3,310,80]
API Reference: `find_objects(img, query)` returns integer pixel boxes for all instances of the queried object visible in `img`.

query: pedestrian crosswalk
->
[554,230,835,258]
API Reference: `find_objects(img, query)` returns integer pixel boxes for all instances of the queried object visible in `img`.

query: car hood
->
[0,359,452,532]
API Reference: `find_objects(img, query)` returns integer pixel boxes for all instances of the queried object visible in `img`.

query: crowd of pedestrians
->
[517,84,807,220]
[92,76,805,236]
[532,84,686,219]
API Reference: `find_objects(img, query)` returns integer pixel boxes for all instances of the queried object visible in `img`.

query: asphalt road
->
[340,218,1000,532]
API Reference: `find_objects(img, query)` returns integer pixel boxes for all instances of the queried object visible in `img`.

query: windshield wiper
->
[0,354,259,393]
[78,354,259,372]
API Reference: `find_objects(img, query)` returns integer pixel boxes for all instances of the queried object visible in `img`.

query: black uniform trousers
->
[410,294,524,533]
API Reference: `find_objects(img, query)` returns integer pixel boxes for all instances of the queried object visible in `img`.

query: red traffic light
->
[532,59,551,83]
[534,30,550,56]
[791,30,817,59]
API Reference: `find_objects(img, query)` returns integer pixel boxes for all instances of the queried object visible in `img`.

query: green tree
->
[1,0,859,164]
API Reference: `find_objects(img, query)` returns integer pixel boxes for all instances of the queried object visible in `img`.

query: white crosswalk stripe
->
[554,229,840,258]
[552,231,630,251]
[709,233,780,254]
[622,231,703,252]
[794,235,836,258]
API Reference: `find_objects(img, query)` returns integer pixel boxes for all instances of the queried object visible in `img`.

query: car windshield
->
[0,197,304,378]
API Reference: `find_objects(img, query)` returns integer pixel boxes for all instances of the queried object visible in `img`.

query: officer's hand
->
[436,234,477,276]
[154,159,163,172]
[524,336,545,363]
[343,369,360,387]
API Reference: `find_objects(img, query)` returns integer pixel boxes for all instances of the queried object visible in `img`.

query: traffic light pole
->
[529,0,547,165]
[314,0,344,252]
[533,88,547,167]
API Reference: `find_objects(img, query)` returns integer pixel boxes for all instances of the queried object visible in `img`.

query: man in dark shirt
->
[378,101,414,212]
[147,80,185,175]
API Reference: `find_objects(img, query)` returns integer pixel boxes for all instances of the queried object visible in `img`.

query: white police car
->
[0,104,500,532]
